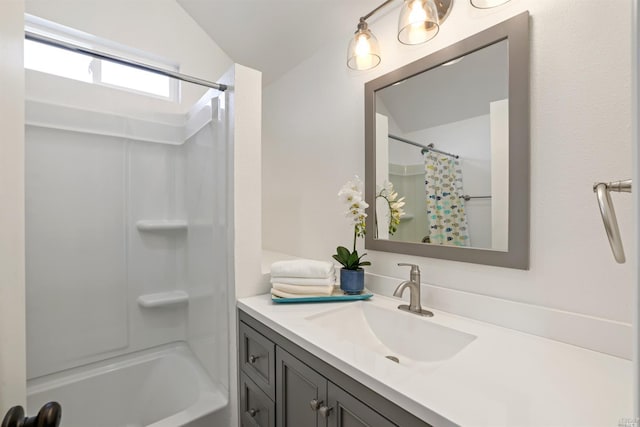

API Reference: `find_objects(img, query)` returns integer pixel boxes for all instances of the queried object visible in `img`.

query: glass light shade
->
[470,0,511,8]
[397,0,439,45]
[347,25,381,71]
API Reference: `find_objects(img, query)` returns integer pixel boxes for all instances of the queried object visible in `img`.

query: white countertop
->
[237,293,633,427]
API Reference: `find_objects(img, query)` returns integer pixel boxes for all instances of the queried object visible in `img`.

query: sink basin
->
[306,301,476,367]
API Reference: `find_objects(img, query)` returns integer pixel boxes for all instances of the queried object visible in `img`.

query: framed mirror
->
[364,12,529,269]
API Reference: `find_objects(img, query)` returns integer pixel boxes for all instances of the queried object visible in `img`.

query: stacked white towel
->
[270,259,336,298]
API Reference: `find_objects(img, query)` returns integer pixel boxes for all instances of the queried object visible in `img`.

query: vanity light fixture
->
[347,19,382,71]
[347,0,453,71]
[470,0,511,8]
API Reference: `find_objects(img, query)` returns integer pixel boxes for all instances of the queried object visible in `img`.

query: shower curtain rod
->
[461,195,492,201]
[388,134,459,159]
[25,31,228,92]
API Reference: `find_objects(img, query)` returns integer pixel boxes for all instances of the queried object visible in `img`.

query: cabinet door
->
[276,347,328,427]
[327,382,396,427]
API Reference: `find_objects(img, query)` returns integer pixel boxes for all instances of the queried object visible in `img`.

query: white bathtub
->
[27,343,228,427]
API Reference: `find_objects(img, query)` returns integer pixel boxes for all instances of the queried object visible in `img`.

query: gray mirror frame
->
[364,12,530,269]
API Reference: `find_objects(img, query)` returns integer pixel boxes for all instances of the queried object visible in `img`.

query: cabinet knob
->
[248,408,259,417]
[249,354,260,364]
[309,399,321,411]
[319,405,333,418]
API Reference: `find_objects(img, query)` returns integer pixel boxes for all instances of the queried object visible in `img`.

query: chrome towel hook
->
[593,179,632,263]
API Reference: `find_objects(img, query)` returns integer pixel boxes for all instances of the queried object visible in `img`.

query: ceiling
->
[177,0,378,85]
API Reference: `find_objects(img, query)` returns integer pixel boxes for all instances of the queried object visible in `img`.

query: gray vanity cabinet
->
[239,310,431,427]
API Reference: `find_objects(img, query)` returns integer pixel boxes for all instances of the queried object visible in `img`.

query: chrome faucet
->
[393,263,433,317]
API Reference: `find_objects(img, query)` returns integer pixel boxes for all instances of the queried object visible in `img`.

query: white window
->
[25,15,179,101]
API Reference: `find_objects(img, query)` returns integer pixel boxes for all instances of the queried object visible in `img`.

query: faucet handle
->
[398,263,419,268]
[397,263,420,282]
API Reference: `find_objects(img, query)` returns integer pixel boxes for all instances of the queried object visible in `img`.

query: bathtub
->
[27,343,228,427]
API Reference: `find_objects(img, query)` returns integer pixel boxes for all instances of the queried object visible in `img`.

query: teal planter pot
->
[340,268,364,295]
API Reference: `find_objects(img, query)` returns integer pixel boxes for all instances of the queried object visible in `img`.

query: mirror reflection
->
[374,39,508,251]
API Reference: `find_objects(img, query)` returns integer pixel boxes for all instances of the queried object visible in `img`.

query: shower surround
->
[25,82,231,426]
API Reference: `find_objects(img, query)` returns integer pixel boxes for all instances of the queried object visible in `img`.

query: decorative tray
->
[271,288,373,304]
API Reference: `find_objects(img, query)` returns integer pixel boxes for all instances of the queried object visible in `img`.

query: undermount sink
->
[306,301,476,367]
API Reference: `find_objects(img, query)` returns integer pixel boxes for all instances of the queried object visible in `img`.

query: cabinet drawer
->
[241,372,275,427]
[240,321,276,397]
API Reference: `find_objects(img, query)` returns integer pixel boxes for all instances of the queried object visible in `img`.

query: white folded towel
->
[271,288,336,299]
[270,259,335,279]
[269,276,335,286]
[272,283,334,296]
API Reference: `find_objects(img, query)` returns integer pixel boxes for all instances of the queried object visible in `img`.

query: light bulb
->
[397,0,439,45]
[408,1,427,24]
[405,1,428,44]
[354,34,375,69]
[355,34,371,57]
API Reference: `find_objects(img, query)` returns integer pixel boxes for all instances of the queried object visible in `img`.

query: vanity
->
[238,305,430,427]
[237,295,631,427]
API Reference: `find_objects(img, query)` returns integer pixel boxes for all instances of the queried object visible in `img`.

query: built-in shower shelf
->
[136,220,188,231]
[137,291,189,308]
[399,214,414,222]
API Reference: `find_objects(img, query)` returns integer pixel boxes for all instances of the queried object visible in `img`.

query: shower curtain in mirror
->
[424,152,470,246]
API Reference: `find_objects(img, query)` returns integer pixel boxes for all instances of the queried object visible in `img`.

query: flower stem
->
[353,226,357,253]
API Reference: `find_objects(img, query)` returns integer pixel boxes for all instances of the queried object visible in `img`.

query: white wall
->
[632,0,639,415]
[263,0,634,342]
[232,65,263,300]
[0,0,26,414]
[219,63,263,427]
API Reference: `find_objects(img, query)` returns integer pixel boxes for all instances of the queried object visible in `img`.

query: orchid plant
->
[376,181,406,236]
[333,176,371,271]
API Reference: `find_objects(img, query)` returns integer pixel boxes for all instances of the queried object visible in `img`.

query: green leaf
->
[359,261,371,266]
[332,254,347,268]
[336,246,350,261]
[347,251,359,268]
